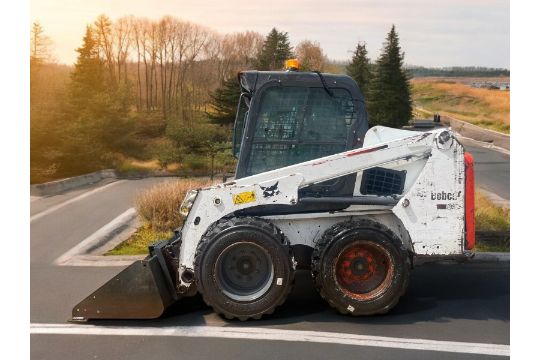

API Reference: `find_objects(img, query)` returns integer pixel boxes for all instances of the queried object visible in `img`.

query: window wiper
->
[313,71,334,97]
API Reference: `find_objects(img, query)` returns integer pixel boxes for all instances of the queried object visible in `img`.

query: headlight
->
[180,190,198,217]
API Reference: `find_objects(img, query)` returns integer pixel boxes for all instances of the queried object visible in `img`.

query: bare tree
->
[131,17,144,110]
[30,22,52,65]
[81,15,265,122]
[94,14,115,86]
[113,16,132,84]
[295,40,328,71]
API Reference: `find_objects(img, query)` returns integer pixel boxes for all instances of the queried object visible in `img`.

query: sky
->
[30,0,509,68]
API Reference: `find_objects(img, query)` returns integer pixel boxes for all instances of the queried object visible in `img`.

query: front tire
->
[312,219,410,315]
[194,217,294,320]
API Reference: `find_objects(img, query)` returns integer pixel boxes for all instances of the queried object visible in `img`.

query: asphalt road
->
[463,143,510,200]
[30,144,510,360]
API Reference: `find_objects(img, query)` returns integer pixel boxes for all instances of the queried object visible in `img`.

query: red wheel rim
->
[334,241,394,300]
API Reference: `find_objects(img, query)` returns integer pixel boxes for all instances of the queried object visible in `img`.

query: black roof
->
[238,70,365,101]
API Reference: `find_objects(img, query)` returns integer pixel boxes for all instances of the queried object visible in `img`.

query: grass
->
[115,160,156,177]
[474,241,509,253]
[474,191,510,252]
[115,152,237,178]
[106,224,173,256]
[411,78,510,133]
[475,191,510,232]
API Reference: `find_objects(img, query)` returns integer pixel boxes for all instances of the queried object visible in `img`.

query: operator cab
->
[232,67,369,205]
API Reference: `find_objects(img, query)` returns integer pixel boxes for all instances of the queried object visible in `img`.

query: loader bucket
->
[71,255,177,321]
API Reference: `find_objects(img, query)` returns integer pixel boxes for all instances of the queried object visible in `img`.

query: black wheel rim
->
[215,242,274,301]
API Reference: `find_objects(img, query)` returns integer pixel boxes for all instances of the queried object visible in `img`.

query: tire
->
[194,217,294,320]
[311,219,410,316]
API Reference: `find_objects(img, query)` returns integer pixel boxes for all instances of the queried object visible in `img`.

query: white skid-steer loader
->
[71,64,476,321]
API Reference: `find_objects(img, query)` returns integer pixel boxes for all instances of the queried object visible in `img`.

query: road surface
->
[463,144,509,200]
[30,144,510,360]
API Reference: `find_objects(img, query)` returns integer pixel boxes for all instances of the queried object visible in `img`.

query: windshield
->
[245,86,355,176]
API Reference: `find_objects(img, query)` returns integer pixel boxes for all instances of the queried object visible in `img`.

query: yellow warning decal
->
[233,191,256,205]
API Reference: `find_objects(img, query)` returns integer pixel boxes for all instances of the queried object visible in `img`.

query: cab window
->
[246,86,355,176]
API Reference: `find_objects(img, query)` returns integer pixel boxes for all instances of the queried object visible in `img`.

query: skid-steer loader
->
[71,62,475,321]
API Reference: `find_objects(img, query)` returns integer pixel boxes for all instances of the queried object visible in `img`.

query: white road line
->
[30,180,126,222]
[30,323,510,357]
[54,208,137,266]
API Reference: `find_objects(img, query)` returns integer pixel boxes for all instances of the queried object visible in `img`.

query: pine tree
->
[255,28,293,70]
[367,25,412,128]
[61,25,134,175]
[207,76,240,125]
[69,26,105,108]
[346,42,371,96]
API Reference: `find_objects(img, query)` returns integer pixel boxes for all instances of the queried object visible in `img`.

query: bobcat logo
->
[260,182,280,198]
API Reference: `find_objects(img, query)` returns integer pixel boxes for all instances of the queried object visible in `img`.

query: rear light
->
[464,152,475,250]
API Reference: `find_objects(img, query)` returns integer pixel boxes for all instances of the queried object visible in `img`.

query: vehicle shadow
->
[93,261,509,328]
[257,262,510,326]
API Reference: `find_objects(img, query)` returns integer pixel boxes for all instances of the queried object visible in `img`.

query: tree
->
[30,22,52,65]
[154,139,180,169]
[69,26,105,108]
[255,28,293,70]
[295,40,327,71]
[94,14,115,86]
[367,25,412,128]
[167,122,230,179]
[61,25,135,175]
[346,42,371,95]
[207,76,239,125]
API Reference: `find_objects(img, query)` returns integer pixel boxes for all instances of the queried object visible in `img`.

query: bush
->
[154,139,181,169]
[184,155,207,171]
[214,149,237,174]
[135,179,211,231]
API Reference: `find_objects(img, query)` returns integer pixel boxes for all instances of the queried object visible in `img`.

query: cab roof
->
[238,70,365,101]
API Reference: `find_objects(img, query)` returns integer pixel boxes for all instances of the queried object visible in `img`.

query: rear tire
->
[311,219,410,315]
[194,217,294,320]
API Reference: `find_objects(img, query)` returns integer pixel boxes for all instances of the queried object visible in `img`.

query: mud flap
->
[71,252,177,321]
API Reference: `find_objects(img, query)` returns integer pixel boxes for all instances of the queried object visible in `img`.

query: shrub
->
[153,139,180,169]
[135,179,211,231]
[184,155,207,171]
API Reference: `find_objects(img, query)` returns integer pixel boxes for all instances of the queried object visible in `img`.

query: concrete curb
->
[473,252,510,262]
[455,135,510,156]
[55,208,141,266]
[31,169,117,196]
[442,116,510,151]
[477,188,509,209]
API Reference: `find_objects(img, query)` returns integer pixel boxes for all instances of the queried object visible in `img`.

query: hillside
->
[411,77,510,133]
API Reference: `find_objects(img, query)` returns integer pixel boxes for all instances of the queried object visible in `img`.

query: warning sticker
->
[233,191,256,205]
